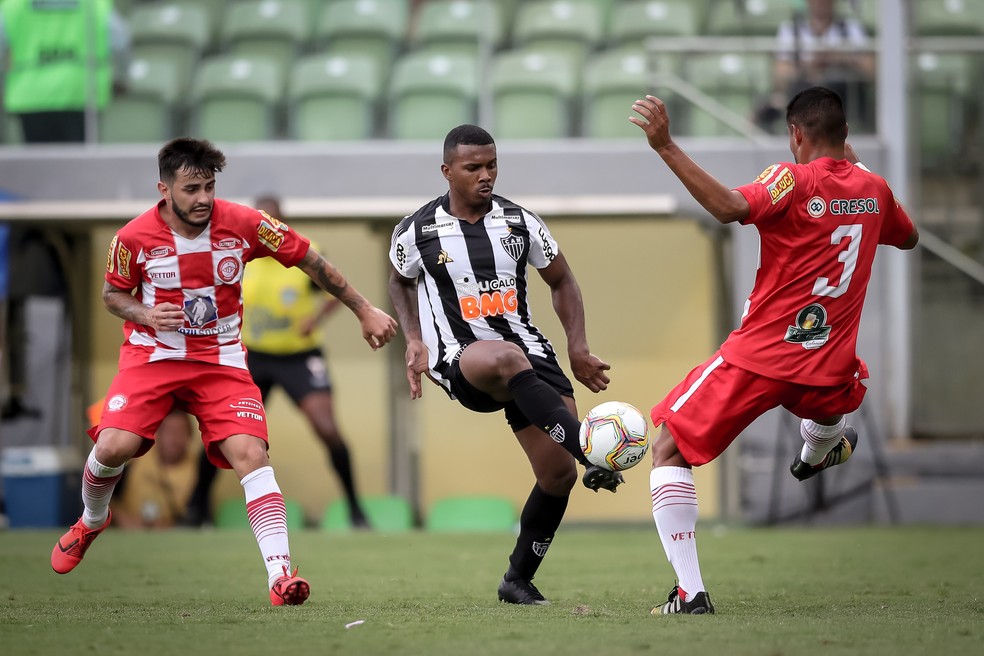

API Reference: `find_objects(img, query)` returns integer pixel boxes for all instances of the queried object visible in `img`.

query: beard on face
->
[172,199,212,226]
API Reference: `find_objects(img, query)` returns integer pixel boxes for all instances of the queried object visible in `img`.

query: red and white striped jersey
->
[104,198,311,370]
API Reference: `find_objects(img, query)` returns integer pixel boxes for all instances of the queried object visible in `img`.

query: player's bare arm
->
[388,268,429,399]
[102,282,184,331]
[630,95,750,224]
[537,254,610,393]
[297,247,397,350]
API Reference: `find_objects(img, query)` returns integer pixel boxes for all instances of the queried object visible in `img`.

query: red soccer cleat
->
[270,566,310,606]
[51,511,112,574]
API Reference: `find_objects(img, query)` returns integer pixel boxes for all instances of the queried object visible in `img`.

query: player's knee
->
[650,427,684,467]
[490,343,531,379]
[93,429,142,466]
[538,462,577,495]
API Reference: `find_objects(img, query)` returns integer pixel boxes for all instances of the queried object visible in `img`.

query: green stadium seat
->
[682,52,772,137]
[322,495,415,532]
[512,0,605,67]
[410,0,505,58]
[914,0,984,36]
[189,55,286,142]
[100,56,183,143]
[424,495,517,532]
[214,497,305,530]
[314,0,411,83]
[491,49,579,139]
[703,0,792,37]
[129,3,211,92]
[911,52,976,167]
[608,0,700,48]
[387,51,477,139]
[221,0,310,72]
[288,53,383,140]
[583,48,659,139]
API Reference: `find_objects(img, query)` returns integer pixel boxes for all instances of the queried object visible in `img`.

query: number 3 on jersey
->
[812,224,862,298]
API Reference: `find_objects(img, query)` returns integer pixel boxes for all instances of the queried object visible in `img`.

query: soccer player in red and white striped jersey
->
[51,138,397,606]
[631,87,917,614]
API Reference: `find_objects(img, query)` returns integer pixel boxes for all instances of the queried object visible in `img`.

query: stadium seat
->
[911,52,976,167]
[322,495,415,532]
[607,0,700,48]
[491,49,579,139]
[410,0,505,58]
[511,1,605,67]
[424,495,517,532]
[214,497,306,530]
[313,0,411,83]
[703,0,792,37]
[287,53,383,140]
[914,0,984,36]
[681,52,772,137]
[582,48,658,139]
[100,56,182,143]
[387,51,477,139]
[128,3,211,92]
[221,0,310,73]
[188,55,286,142]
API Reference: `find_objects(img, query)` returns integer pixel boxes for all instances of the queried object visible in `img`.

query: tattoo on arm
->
[103,282,146,324]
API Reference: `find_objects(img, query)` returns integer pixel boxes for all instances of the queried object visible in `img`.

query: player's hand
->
[629,95,672,152]
[570,351,611,393]
[404,339,429,399]
[359,306,398,350]
[145,302,184,332]
[582,465,624,493]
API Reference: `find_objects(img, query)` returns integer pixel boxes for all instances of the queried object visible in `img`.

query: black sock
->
[186,449,218,520]
[507,369,587,465]
[506,485,570,581]
[327,442,363,515]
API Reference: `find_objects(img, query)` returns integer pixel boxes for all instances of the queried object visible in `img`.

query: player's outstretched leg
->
[497,485,567,605]
[790,425,859,481]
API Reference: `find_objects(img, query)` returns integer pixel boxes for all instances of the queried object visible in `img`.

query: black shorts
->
[445,351,575,433]
[247,348,332,403]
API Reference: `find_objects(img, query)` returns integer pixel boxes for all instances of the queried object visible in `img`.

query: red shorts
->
[87,360,269,469]
[650,351,868,466]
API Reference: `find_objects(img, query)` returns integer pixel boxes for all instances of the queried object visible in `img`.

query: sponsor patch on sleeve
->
[258,210,289,231]
[257,219,285,252]
[106,235,118,273]
[767,167,795,204]
[117,242,132,279]
[753,164,779,184]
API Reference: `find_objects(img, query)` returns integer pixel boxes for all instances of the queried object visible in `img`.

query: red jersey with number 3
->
[724,157,914,386]
[104,198,311,370]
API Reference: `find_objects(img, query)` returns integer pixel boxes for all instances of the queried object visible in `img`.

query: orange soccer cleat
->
[270,566,310,606]
[51,511,112,574]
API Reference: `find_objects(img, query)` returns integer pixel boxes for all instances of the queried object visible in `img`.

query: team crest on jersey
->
[768,167,795,205]
[500,232,525,262]
[106,394,127,413]
[257,219,285,252]
[807,196,827,218]
[436,249,453,265]
[216,256,241,283]
[784,303,831,350]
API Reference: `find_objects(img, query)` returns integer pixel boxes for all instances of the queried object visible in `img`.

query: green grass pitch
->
[1,525,982,655]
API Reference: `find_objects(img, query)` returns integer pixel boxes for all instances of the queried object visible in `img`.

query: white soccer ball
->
[578,401,651,471]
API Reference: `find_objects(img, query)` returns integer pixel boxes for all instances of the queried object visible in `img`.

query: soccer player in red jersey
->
[630,87,918,614]
[50,138,397,606]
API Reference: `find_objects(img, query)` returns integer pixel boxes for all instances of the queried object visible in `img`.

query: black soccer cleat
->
[582,465,624,493]
[651,585,714,615]
[790,426,860,481]
[498,577,550,605]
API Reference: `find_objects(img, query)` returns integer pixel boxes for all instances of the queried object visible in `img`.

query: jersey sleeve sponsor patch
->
[106,235,118,273]
[106,234,132,279]
[753,164,780,184]
[767,167,795,205]
[257,219,285,252]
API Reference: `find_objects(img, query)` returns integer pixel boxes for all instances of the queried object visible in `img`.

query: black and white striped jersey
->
[389,193,562,392]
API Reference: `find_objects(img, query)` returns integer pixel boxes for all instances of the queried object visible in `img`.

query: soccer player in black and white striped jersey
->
[388,125,620,606]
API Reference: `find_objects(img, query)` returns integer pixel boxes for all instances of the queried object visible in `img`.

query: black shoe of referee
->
[498,574,550,605]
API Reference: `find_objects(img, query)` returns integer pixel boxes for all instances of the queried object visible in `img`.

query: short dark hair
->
[786,86,848,145]
[158,137,226,184]
[443,124,494,163]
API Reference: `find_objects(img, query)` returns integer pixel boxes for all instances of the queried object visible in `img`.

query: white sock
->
[650,466,705,600]
[81,450,125,528]
[799,418,846,466]
[241,466,292,588]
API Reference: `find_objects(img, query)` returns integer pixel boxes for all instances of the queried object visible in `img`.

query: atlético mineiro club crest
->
[500,233,524,261]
